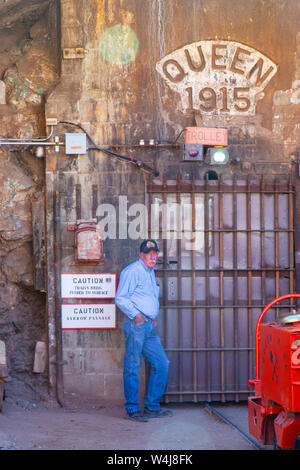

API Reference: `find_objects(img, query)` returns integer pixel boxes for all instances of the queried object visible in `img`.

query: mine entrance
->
[147,174,295,402]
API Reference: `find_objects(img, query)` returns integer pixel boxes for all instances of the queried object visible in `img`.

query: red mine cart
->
[248,294,300,449]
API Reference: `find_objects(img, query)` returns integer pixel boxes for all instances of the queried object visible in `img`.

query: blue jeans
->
[122,317,169,414]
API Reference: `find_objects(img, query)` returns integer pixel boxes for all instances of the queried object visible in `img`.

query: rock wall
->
[0,0,59,403]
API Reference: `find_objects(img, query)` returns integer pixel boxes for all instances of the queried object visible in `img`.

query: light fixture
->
[183,144,204,161]
[208,147,229,165]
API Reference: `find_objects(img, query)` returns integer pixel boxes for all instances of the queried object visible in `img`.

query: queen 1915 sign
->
[156,40,278,116]
[61,303,116,329]
[61,273,116,299]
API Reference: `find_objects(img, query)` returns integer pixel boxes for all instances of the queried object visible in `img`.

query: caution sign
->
[62,303,116,329]
[61,273,116,299]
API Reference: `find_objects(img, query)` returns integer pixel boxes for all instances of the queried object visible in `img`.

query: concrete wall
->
[45,0,300,404]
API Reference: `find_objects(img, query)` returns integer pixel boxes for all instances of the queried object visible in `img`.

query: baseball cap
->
[140,239,159,254]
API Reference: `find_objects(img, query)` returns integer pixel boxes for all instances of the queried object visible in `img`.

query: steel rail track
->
[204,403,264,450]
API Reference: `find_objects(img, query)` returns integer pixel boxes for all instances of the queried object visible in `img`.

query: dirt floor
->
[0,396,258,453]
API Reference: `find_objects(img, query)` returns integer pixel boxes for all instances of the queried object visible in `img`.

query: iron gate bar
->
[191,175,197,402]
[261,177,266,308]
[165,390,250,395]
[155,268,295,274]
[218,176,225,401]
[147,185,294,194]
[160,304,296,309]
[289,176,295,306]
[154,229,294,234]
[176,174,183,402]
[162,175,168,401]
[246,177,253,379]
[233,176,238,402]
[275,179,280,317]
[148,174,295,403]
[165,347,254,351]
[148,182,292,194]
[204,176,212,401]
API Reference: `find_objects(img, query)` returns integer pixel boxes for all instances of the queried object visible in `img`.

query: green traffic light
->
[213,150,227,163]
[210,147,229,165]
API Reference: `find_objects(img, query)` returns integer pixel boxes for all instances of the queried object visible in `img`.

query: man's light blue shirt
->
[115,259,160,320]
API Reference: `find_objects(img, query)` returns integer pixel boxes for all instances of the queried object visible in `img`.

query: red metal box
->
[76,224,103,262]
[260,322,300,412]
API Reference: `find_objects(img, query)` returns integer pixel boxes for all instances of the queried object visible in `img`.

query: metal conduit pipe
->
[0,125,54,142]
[0,141,61,146]
[204,403,263,450]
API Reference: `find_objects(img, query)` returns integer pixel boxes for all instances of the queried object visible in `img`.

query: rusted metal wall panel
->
[45,0,300,403]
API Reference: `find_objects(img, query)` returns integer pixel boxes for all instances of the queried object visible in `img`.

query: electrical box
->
[68,219,105,265]
[65,133,87,154]
[46,117,58,126]
[184,144,204,161]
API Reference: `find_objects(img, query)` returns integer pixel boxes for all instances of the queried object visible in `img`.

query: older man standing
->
[115,239,172,422]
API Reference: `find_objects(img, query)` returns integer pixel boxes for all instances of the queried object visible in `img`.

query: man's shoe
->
[126,411,149,422]
[143,407,173,418]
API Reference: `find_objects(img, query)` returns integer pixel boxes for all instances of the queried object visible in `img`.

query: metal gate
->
[147,174,295,402]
